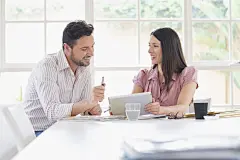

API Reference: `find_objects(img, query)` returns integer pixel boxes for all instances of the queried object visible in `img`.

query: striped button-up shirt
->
[23,50,92,131]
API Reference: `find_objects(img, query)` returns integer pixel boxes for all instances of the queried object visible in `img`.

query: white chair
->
[0,104,18,160]
[2,104,36,151]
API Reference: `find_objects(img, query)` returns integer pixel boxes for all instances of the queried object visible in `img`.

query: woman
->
[132,28,198,117]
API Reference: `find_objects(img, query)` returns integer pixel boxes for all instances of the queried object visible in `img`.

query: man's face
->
[70,35,94,67]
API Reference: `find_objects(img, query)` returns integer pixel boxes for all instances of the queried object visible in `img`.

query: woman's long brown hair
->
[151,28,187,92]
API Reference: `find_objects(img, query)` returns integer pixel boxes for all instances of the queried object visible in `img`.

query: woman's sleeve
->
[133,69,149,90]
[181,66,198,88]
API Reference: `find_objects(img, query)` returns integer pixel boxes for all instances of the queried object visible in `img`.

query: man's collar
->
[58,50,70,71]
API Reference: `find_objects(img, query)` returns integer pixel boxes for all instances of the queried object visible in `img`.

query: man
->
[23,20,105,136]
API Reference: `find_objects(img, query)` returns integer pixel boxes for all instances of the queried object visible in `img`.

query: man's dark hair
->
[62,20,94,50]
[151,28,187,92]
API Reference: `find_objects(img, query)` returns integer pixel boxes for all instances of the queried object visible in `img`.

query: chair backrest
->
[0,104,18,160]
[2,104,36,151]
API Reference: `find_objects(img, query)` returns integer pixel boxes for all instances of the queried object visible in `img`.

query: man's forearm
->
[43,103,73,122]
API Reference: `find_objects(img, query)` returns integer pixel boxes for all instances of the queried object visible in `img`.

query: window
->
[93,0,184,107]
[3,0,85,65]
[191,0,240,107]
[93,0,183,67]
[0,0,240,108]
[93,0,240,108]
[0,0,85,102]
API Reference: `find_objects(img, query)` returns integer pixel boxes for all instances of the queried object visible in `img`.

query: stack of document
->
[121,136,240,160]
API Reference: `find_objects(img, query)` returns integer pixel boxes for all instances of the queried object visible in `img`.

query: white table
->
[12,117,240,160]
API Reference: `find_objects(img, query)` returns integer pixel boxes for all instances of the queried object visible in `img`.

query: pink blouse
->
[133,66,198,106]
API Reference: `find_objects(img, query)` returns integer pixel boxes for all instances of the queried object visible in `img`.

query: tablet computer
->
[108,92,152,115]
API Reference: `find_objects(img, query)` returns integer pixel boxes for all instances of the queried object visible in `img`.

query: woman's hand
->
[145,98,162,115]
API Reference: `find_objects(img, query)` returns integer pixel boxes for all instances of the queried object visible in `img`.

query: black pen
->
[104,109,110,113]
[101,76,105,86]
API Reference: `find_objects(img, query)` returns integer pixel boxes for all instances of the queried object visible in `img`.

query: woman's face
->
[148,35,162,65]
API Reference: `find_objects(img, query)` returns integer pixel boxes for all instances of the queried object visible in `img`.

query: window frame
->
[0,0,92,71]
[0,0,239,108]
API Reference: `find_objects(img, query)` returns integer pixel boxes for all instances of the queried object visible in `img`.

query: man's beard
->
[70,52,90,67]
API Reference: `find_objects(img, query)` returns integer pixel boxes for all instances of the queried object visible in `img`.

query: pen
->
[101,76,105,86]
[104,109,110,113]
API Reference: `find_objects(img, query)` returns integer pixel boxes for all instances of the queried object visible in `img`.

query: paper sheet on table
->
[138,114,166,120]
[61,115,126,121]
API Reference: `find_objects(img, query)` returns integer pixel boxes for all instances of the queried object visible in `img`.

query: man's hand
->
[92,85,105,102]
[71,100,99,116]
[89,104,102,115]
